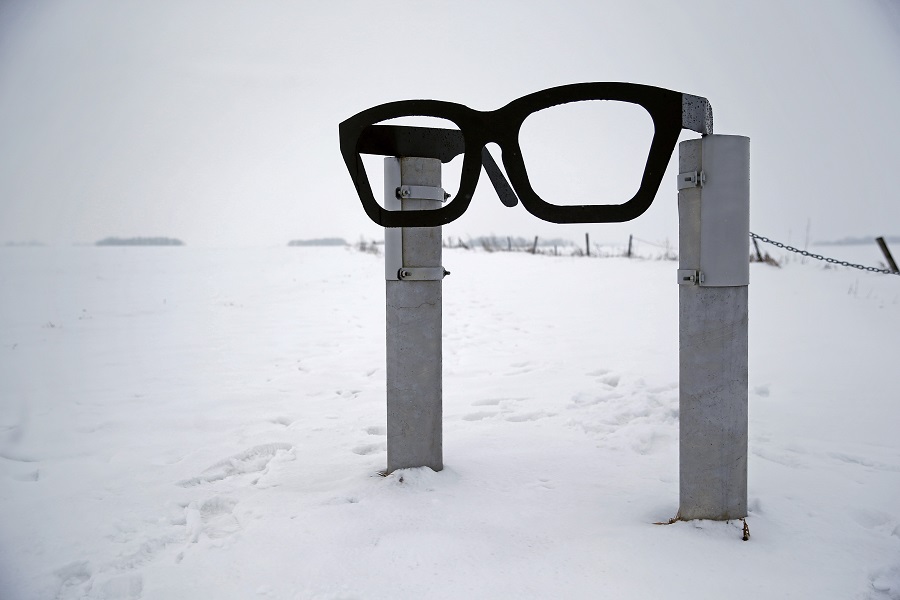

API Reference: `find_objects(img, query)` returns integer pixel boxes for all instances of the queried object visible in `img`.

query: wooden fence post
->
[876,237,899,273]
[752,237,764,262]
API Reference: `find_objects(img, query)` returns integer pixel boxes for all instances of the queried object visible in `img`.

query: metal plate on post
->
[677,135,750,287]
[384,158,403,280]
[384,159,449,282]
[698,136,749,287]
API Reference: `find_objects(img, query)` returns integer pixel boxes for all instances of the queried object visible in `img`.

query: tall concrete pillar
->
[384,157,444,473]
[677,135,750,520]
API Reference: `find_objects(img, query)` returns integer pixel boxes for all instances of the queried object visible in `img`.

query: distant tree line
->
[818,235,900,246]
[96,237,184,246]
[288,238,347,247]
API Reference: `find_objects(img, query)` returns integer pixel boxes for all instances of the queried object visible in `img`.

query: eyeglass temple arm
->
[682,94,713,136]
[358,124,520,207]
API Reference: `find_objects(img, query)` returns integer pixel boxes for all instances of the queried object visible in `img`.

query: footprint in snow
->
[471,398,502,407]
[597,373,621,387]
[869,564,900,599]
[505,411,553,422]
[505,362,536,376]
[848,508,894,531]
[462,411,497,421]
[569,391,621,407]
[352,442,385,456]
[472,396,527,407]
[586,368,610,377]
[96,574,144,599]
[177,443,294,487]
[54,560,92,597]
[184,496,241,543]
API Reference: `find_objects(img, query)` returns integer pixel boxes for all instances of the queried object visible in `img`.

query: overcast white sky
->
[1,0,898,247]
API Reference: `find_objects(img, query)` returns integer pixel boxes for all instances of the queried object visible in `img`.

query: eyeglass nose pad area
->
[480,147,519,208]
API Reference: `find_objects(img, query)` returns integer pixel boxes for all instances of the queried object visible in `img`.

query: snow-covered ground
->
[0,244,898,599]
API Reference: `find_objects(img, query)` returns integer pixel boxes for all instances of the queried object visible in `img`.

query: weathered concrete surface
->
[678,285,748,520]
[386,157,443,473]
[677,136,749,520]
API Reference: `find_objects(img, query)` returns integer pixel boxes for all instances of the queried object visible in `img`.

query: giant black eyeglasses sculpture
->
[340,82,713,228]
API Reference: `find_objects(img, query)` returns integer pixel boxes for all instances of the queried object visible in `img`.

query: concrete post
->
[677,135,750,521]
[384,157,443,473]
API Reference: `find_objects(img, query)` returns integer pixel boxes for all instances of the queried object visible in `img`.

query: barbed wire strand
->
[632,236,671,249]
[750,232,900,276]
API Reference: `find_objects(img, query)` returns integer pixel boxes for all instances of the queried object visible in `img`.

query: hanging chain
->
[750,232,900,275]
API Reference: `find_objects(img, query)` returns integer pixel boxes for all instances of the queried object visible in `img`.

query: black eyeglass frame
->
[339,82,713,228]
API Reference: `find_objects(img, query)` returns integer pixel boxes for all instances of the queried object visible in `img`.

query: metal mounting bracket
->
[677,269,704,285]
[677,171,706,190]
[397,267,449,281]
[396,185,449,202]
[384,158,449,281]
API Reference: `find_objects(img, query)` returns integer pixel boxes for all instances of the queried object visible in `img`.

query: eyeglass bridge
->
[362,124,520,209]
